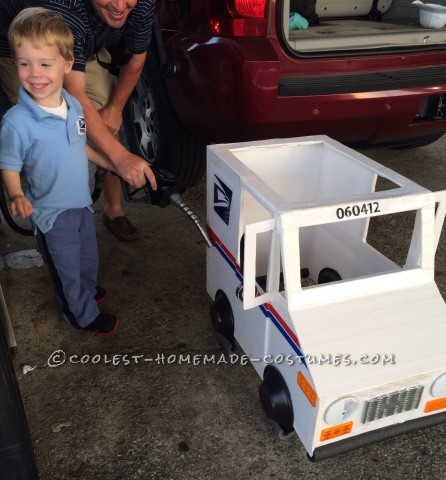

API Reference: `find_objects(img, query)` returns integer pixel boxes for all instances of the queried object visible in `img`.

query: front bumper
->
[310,410,446,462]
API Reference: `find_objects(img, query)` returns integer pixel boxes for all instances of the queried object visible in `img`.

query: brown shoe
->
[102,213,137,241]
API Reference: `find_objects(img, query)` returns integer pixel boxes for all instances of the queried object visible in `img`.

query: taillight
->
[228,0,267,18]
[210,0,268,37]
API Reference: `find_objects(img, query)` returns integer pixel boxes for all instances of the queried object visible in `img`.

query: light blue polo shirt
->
[0,87,92,233]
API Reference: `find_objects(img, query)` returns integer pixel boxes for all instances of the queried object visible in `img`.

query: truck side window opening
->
[239,231,286,294]
[366,210,417,268]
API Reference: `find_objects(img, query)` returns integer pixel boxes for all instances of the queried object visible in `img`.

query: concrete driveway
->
[1,135,445,480]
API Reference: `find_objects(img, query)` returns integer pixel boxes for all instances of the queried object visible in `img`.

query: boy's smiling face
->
[14,38,73,108]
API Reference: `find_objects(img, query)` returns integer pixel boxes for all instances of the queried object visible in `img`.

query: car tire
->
[0,88,33,236]
[391,132,444,150]
[123,50,206,191]
[259,365,294,435]
[0,85,10,117]
[0,177,34,236]
[210,290,235,345]
[0,322,39,478]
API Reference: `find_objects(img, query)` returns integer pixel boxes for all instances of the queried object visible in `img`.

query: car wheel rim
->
[128,74,158,162]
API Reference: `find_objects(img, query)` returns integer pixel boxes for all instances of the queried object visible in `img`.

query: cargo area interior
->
[233,140,415,293]
[284,0,446,52]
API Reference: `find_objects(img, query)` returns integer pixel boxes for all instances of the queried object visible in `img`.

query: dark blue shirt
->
[0,0,155,71]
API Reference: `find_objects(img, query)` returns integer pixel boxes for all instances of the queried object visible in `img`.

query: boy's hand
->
[10,195,33,217]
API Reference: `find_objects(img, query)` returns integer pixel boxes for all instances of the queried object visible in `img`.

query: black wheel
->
[90,166,107,205]
[259,365,294,435]
[123,48,206,191]
[0,171,33,237]
[210,290,236,351]
[0,321,39,477]
[318,268,342,284]
[391,132,444,149]
[0,86,33,236]
[0,84,11,117]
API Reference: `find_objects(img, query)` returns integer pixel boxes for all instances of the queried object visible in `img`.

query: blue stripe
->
[214,242,307,369]
[215,243,243,282]
[259,304,307,368]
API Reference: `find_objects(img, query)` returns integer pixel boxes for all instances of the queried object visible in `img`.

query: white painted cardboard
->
[206,135,446,458]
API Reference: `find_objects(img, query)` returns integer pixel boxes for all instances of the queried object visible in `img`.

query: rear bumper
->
[279,65,446,96]
[310,410,446,462]
[164,35,446,146]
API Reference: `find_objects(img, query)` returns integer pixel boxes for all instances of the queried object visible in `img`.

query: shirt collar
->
[18,86,72,120]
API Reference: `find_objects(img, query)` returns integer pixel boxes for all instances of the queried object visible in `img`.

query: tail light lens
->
[210,0,268,37]
[228,0,267,18]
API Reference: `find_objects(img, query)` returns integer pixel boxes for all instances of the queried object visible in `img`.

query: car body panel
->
[153,1,446,146]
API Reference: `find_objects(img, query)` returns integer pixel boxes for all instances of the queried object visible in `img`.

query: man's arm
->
[63,66,156,190]
[99,51,147,136]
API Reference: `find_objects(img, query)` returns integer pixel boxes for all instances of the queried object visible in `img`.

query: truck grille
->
[363,386,424,424]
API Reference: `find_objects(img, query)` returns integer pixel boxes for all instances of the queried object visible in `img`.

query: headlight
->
[325,397,359,425]
[431,373,446,397]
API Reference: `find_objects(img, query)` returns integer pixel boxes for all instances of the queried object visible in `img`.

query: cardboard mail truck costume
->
[206,135,446,460]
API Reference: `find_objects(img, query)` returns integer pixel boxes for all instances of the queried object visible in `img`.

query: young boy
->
[0,7,119,335]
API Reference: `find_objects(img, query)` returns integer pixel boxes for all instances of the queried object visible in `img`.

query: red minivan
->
[123,0,446,188]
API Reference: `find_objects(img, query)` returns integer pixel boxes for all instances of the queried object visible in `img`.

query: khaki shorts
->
[0,48,115,109]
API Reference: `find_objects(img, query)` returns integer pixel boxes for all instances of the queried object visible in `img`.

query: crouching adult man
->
[0,0,157,241]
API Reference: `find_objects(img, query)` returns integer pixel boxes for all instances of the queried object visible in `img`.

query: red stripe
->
[209,227,301,349]
[265,303,301,348]
[208,226,242,273]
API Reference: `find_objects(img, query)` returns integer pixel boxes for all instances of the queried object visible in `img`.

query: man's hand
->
[10,195,33,217]
[115,152,157,190]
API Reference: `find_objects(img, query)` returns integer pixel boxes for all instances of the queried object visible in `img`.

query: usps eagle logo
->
[213,175,232,225]
[77,116,86,135]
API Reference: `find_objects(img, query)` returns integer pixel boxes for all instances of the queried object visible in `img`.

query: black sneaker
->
[83,313,119,336]
[94,286,107,304]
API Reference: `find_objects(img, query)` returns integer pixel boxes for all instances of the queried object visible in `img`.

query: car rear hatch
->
[282,0,446,56]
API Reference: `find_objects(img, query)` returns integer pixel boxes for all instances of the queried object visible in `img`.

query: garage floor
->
[1,139,446,480]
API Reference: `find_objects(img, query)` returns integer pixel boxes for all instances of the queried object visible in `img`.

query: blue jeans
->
[36,208,100,329]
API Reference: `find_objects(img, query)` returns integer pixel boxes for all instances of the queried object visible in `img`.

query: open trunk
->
[283,0,446,54]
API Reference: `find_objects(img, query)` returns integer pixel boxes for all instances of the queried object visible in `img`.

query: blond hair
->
[8,7,74,61]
